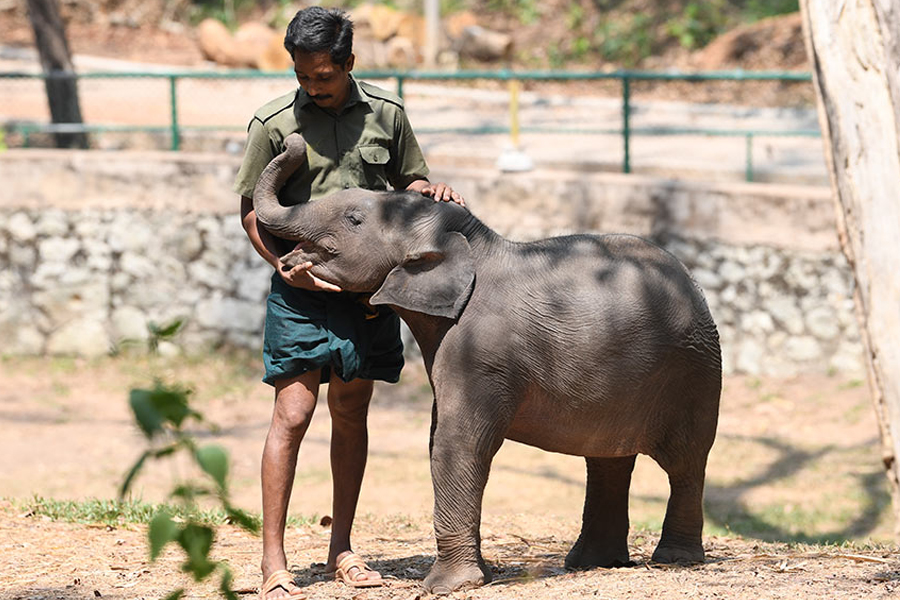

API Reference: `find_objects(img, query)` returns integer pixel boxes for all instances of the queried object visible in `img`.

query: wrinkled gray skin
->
[254,133,722,594]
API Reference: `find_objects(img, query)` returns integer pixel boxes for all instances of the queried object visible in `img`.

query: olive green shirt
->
[233,77,430,205]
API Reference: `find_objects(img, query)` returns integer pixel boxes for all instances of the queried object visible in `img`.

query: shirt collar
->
[294,75,371,115]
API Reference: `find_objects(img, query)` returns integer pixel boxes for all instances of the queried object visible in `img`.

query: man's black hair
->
[284,6,354,65]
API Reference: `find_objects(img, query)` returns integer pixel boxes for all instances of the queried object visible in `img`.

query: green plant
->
[595,14,654,67]
[666,1,729,50]
[743,0,799,23]
[113,317,185,356]
[188,0,257,28]
[147,318,185,354]
[121,382,258,600]
[486,0,539,26]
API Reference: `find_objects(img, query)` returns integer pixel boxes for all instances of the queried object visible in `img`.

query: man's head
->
[285,7,355,112]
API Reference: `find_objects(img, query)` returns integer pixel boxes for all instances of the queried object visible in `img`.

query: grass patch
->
[10,496,317,529]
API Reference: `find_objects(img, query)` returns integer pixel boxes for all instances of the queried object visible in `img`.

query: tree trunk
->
[799,0,900,537]
[26,0,88,149]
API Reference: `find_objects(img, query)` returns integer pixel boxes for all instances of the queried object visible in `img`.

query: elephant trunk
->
[252,132,313,241]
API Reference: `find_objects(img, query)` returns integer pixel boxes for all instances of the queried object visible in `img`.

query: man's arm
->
[240,195,341,292]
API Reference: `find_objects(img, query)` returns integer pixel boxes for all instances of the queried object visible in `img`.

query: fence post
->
[169,74,180,151]
[622,74,631,174]
[396,75,405,100]
[745,133,754,182]
[509,78,520,147]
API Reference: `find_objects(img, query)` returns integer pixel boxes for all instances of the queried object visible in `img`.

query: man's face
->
[293,51,354,112]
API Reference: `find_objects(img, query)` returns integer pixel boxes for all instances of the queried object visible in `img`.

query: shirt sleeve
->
[389,108,430,190]
[232,118,276,198]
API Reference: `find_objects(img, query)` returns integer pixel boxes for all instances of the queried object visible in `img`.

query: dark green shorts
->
[262,273,404,386]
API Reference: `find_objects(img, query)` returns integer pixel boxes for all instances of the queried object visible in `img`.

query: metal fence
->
[0,69,819,181]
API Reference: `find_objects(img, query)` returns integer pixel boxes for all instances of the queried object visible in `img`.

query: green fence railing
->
[0,68,817,181]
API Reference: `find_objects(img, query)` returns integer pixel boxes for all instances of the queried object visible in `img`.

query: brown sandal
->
[260,569,305,600]
[334,552,383,588]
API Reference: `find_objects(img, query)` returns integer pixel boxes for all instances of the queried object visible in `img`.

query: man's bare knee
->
[272,372,320,435]
[327,378,373,424]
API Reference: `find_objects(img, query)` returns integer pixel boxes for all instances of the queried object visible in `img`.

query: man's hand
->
[278,260,342,292]
[408,180,466,207]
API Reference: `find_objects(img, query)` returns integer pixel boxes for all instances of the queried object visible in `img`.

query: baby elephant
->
[254,133,722,593]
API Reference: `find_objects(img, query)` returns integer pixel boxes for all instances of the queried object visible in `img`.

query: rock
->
[457,25,513,62]
[257,32,292,71]
[32,279,109,327]
[784,336,822,362]
[353,3,406,42]
[740,310,774,334]
[197,18,237,66]
[764,295,805,335]
[233,22,280,69]
[829,341,865,376]
[8,212,36,243]
[107,213,153,253]
[386,36,418,68]
[38,236,80,265]
[35,210,69,237]
[719,260,746,284]
[691,268,721,291]
[444,11,478,41]
[233,263,272,301]
[111,306,150,344]
[805,304,840,340]
[195,296,264,332]
[120,252,156,278]
[46,319,110,357]
[735,338,764,375]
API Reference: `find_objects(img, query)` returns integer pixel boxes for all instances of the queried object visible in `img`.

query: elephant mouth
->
[280,241,320,269]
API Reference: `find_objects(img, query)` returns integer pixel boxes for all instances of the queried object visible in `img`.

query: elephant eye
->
[344,211,364,227]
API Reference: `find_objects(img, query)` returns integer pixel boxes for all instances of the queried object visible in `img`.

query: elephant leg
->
[423,402,507,594]
[565,455,636,570]
[651,455,707,564]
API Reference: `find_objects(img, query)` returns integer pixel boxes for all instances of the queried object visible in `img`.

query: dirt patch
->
[2,508,899,600]
[0,353,898,599]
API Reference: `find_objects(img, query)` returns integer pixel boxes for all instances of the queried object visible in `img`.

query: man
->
[234,6,464,600]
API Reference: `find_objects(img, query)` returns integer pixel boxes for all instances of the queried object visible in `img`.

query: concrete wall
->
[0,149,862,377]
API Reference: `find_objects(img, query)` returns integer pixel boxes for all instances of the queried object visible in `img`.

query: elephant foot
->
[423,560,491,594]
[651,541,705,565]
[565,537,633,570]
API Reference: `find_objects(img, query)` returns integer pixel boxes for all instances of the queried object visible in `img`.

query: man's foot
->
[260,569,305,600]
[331,551,383,588]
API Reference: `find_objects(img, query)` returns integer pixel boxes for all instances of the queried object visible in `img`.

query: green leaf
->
[130,390,165,438]
[119,451,150,498]
[224,506,260,534]
[177,523,217,581]
[149,386,197,429]
[148,511,180,560]
[219,565,239,600]
[149,318,185,339]
[169,483,212,503]
[161,588,185,600]
[195,445,229,490]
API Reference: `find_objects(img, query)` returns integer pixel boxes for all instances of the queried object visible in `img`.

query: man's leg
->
[324,375,382,584]
[260,369,321,599]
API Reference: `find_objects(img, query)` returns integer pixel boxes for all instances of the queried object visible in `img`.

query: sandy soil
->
[0,353,898,599]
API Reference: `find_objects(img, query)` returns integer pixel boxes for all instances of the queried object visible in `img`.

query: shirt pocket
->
[357,144,391,190]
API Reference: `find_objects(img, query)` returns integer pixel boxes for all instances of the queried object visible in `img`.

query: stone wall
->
[0,149,863,377]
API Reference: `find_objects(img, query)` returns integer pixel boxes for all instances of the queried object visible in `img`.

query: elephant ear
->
[370,232,475,320]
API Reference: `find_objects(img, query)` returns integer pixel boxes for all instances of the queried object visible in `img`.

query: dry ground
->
[1,352,898,599]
